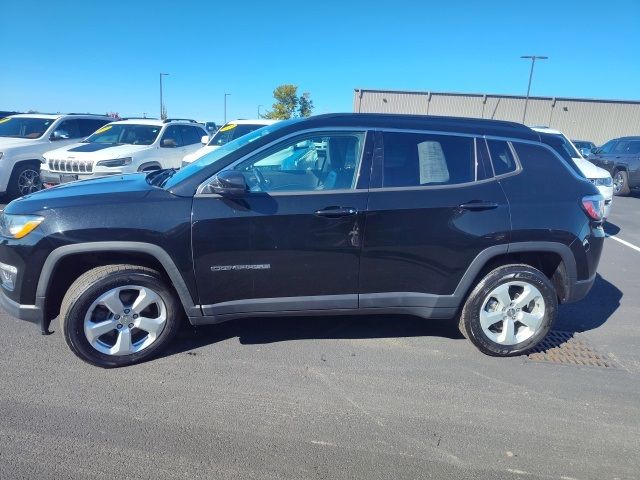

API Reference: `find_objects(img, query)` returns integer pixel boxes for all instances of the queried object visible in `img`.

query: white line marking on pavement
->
[606,234,640,253]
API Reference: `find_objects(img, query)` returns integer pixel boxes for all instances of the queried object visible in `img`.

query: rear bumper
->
[0,287,45,331]
[565,273,597,303]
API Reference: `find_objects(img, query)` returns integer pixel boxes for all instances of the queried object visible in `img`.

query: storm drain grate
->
[526,331,620,368]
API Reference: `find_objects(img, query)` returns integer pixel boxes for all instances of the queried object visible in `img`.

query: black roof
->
[616,136,640,141]
[290,113,540,141]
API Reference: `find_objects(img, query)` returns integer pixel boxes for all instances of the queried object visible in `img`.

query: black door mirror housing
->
[210,170,248,196]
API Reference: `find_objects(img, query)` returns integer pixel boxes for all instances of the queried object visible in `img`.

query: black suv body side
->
[0,114,605,366]
[589,136,640,195]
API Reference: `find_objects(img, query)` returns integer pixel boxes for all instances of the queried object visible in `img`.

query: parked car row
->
[0,113,281,199]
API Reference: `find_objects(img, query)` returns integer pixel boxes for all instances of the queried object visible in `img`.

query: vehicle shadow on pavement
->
[163,314,465,358]
[554,274,622,335]
[604,221,620,236]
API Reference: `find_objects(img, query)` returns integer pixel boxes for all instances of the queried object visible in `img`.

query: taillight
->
[581,194,605,221]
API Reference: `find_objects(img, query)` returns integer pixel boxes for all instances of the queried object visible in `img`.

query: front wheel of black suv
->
[59,265,182,368]
[459,264,557,357]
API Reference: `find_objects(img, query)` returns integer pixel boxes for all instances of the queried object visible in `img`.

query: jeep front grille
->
[48,159,94,173]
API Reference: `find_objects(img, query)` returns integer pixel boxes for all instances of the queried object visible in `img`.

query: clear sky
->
[1,0,638,122]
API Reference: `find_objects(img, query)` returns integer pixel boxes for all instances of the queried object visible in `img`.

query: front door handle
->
[459,201,499,211]
[315,206,358,218]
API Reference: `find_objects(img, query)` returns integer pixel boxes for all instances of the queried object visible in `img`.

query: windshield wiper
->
[146,168,177,187]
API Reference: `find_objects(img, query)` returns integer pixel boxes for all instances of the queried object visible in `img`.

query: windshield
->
[0,117,54,139]
[208,123,269,147]
[163,121,293,189]
[84,124,161,145]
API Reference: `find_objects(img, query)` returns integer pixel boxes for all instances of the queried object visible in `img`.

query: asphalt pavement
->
[1,195,639,480]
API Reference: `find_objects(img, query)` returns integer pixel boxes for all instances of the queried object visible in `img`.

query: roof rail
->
[163,118,198,123]
[120,117,159,120]
[66,113,111,117]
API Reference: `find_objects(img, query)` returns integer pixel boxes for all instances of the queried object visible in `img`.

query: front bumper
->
[40,169,114,186]
[0,286,46,332]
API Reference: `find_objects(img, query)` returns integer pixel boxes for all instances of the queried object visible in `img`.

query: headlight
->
[0,214,45,239]
[96,157,132,167]
[589,177,613,187]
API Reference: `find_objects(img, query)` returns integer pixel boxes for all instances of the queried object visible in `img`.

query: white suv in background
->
[41,119,207,186]
[0,113,112,198]
[181,118,277,166]
[532,127,614,218]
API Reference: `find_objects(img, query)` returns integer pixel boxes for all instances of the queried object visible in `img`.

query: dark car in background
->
[0,113,605,367]
[573,140,596,157]
[588,136,640,195]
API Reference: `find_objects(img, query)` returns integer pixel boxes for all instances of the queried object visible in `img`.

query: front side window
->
[613,141,629,154]
[84,124,161,145]
[181,126,204,145]
[381,132,476,187]
[487,140,518,176]
[160,126,184,148]
[54,119,81,139]
[209,123,266,147]
[598,140,616,154]
[0,116,54,139]
[235,132,364,192]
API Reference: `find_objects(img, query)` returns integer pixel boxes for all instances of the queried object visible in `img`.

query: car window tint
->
[625,141,640,154]
[55,119,82,139]
[486,140,517,176]
[598,140,616,154]
[181,126,203,145]
[161,125,183,147]
[236,133,364,192]
[381,132,475,187]
[77,119,110,137]
[613,141,629,153]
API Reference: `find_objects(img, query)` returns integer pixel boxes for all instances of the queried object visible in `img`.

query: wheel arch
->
[37,242,200,331]
[137,161,161,172]
[454,242,577,306]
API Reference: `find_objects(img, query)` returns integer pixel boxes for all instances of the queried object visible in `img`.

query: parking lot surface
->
[1,196,639,479]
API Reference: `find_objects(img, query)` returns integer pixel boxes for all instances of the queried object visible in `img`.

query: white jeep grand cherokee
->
[41,118,207,186]
[0,113,112,198]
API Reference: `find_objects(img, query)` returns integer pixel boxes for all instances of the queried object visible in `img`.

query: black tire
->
[59,264,182,368]
[458,264,557,357]
[613,170,630,196]
[7,162,42,199]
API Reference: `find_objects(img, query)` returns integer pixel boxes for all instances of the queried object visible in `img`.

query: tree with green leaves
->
[263,84,314,119]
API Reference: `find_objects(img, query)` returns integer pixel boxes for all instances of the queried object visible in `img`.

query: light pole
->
[159,73,169,119]
[224,93,231,124]
[520,56,547,123]
[258,104,263,118]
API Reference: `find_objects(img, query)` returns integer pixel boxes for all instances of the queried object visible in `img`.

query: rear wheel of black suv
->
[459,264,557,357]
[59,265,182,368]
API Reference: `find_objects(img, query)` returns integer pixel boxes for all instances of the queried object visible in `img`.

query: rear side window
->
[381,132,475,187]
[486,140,518,176]
[512,142,581,179]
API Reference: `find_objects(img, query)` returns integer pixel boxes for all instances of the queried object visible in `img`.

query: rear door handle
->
[314,206,358,218]
[459,201,499,211]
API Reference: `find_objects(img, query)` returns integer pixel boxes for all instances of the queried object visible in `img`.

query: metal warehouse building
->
[353,88,640,145]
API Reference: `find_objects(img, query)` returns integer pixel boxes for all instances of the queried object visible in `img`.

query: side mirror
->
[161,138,177,148]
[201,135,209,145]
[51,130,70,141]
[209,170,248,196]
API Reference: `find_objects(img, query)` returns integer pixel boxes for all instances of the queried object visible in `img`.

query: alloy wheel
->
[479,281,545,345]
[613,172,624,194]
[18,169,42,195]
[83,285,167,356]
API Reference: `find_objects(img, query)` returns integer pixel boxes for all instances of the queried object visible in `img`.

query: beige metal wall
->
[353,89,640,145]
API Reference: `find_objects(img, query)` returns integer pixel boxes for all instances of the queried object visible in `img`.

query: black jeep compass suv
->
[0,114,605,367]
